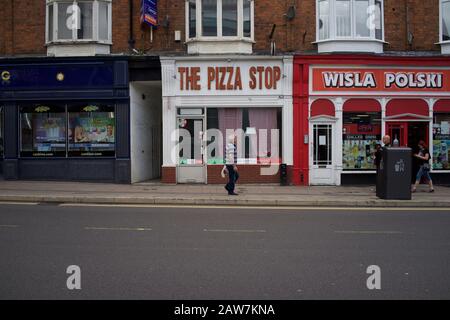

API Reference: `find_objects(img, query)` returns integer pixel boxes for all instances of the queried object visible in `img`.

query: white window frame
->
[440,0,450,43]
[45,0,112,45]
[185,0,255,42]
[315,0,385,42]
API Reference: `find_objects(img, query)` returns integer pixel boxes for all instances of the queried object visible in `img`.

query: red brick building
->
[1,1,449,185]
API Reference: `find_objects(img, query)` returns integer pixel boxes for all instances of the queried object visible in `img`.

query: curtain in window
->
[319,0,330,40]
[336,0,351,37]
[248,108,278,159]
[355,0,370,37]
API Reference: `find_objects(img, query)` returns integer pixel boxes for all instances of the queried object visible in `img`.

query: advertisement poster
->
[69,115,115,156]
[342,136,380,170]
[433,139,450,170]
[32,116,66,156]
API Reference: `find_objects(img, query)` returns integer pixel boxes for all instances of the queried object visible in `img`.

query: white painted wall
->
[130,81,162,183]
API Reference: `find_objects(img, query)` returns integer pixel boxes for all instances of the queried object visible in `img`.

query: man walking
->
[224,135,239,196]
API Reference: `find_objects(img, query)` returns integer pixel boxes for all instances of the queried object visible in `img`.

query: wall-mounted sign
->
[312,67,450,93]
[177,65,282,92]
[141,0,157,27]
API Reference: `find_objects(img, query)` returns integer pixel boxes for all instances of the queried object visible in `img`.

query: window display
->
[343,112,381,170]
[68,104,115,157]
[433,113,450,170]
[20,104,66,157]
[206,108,282,165]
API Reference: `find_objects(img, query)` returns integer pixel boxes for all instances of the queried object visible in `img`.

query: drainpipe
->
[128,0,136,50]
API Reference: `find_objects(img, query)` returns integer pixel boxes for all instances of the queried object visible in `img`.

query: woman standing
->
[412,140,434,193]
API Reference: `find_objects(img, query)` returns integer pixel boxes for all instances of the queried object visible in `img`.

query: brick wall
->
[0,0,442,56]
[161,166,176,183]
[160,165,293,184]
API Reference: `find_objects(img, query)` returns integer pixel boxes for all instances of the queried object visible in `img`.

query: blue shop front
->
[0,57,131,183]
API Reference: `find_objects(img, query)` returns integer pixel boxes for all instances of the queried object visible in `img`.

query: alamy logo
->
[366,265,381,290]
[366,5,381,31]
[66,265,81,290]
[66,5,81,31]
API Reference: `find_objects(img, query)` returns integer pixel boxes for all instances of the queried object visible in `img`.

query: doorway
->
[310,122,335,185]
[386,121,429,182]
[176,109,206,183]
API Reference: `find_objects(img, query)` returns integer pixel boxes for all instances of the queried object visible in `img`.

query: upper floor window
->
[442,0,450,42]
[186,0,254,54]
[316,0,384,53]
[46,0,112,44]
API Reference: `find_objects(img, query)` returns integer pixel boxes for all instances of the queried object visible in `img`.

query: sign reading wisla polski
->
[141,0,157,27]
[312,67,450,93]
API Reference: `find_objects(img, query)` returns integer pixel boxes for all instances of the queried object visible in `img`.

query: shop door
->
[176,117,206,183]
[386,122,429,182]
[407,122,429,183]
[310,123,335,185]
[386,122,408,147]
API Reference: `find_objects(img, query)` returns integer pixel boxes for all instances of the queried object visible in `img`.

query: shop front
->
[0,57,131,183]
[160,56,293,184]
[293,55,450,186]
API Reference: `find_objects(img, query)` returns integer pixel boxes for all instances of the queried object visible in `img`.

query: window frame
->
[316,0,385,42]
[45,0,112,45]
[440,0,450,43]
[185,0,255,42]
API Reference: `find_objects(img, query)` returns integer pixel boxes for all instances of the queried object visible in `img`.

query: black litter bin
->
[376,147,412,200]
[280,163,288,186]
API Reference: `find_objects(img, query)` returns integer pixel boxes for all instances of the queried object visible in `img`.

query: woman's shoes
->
[411,188,416,193]
[429,189,435,193]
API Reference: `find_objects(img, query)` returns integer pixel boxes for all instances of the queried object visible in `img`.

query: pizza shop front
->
[160,56,293,184]
[293,56,450,186]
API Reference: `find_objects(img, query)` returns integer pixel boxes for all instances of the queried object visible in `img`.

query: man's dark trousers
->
[225,165,236,194]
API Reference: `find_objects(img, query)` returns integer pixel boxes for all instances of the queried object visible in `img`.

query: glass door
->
[176,108,206,183]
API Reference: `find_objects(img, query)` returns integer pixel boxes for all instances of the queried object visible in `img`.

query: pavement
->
[0,179,449,207]
[1,204,450,299]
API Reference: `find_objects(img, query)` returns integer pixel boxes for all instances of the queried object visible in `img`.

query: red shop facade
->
[293,55,450,186]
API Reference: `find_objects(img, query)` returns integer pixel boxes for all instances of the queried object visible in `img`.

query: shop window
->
[20,104,67,157]
[68,104,115,157]
[316,0,384,53]
[433,113,450,170]
[313,124,332,166]
[205,108,282,165]
[0,106,4,158]
[46,0,112,56]
[342,112,381,170]
[186,0,254,54]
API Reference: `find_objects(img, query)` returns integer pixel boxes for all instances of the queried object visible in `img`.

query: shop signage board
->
[175,61,284,96]
[141,0,157,27]
[311,67,450,94]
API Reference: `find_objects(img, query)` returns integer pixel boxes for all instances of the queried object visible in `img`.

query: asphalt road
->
[0,203,449,300]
